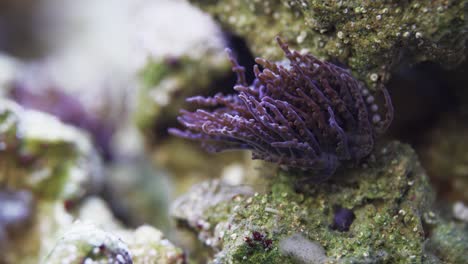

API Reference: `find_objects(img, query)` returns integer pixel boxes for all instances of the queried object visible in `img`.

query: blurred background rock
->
[0,0,249,262]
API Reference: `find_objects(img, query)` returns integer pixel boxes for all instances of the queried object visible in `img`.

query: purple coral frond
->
[226,48,248,86]
[169,37,393,177]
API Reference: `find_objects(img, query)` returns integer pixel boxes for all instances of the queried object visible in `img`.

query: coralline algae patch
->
[172,142,447,263]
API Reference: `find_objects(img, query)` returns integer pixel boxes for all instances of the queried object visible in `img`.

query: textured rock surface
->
[171,179,254,248]
[172,141,442,263]
[189,0,466,86]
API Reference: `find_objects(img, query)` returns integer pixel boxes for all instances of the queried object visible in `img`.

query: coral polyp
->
[169,37,393,177]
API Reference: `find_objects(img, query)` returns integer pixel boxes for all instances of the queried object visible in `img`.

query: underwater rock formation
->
[189,0,466,86]
[137,48,231,145]
[171,141,453,263]
[170,179,254,248]
[0,99,102,201]
[45,221,186,264]
[119,225,186,264]
[170,38,393,177]
[134,0,230,145]
[44,197,186,264]
[137,49,245,196]
[10,84,117,161]
[0,99,103,263]
[45,221,133,264]
[0,100,184,263]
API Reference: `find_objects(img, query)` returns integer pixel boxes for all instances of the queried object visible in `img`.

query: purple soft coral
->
[169,37,393,178]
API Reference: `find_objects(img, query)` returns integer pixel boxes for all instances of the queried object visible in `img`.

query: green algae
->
[173,141,439,263]
[190,0,466,87]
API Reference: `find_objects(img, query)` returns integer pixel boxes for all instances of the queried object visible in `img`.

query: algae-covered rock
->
[136,50,230,144]
[169,179,255,263]
[71,197,185,264]
[44,221,133,264]
[0,99,102,201]
[136,50,242,195]
[134,0,230,143]
[190,0,466,86]
[0,99,103,263]
[119,225,186,264]
[172,141,440,263]
[171,179,254,248]
[44,198,185,264]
